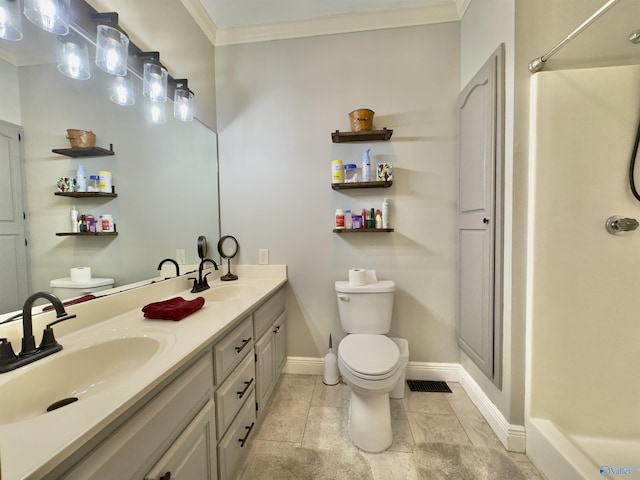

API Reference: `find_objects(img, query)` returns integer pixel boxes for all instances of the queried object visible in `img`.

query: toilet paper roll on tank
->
[70,267,92,283]
[348,268,378,286]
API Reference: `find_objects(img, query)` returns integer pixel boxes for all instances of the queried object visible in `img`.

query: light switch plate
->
[176,249,186,264]
[259,249,269,265]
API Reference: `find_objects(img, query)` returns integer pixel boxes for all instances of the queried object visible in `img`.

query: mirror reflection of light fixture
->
[141,53,168,103]
[109,75,135,106]
[55,32,90,80]
[173,79,194,122]
[23,0,70,35]
[95,23,129,76]
[0,0,23,41]
[146,100,166,124]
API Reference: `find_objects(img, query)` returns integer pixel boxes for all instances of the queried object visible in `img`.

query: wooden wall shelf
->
[333,228,394,233]
[56,232,118,237]
[52,146,114,157]
[331,129,393,143]
[55,192,117,198]
[332,181,392,190]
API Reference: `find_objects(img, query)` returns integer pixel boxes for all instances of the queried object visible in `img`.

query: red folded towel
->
[43,294,96,311]
[142,296,205,321]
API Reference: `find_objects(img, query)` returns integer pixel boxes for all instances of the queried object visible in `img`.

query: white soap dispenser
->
[323,334,339,386]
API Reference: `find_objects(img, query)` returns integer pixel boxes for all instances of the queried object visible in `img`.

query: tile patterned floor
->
[235,375,545,480]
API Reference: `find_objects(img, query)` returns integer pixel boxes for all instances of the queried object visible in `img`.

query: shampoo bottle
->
[76,164,87,192]
[361,148,371,182]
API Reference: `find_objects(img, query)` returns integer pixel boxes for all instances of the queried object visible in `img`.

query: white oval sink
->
[204,284,256,302]
[0,336,161,425]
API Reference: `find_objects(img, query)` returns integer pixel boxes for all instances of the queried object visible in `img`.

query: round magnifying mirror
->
[197,235,207,260]
[217,235,239,281]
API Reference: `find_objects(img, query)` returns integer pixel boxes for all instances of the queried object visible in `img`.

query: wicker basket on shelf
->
[348,109,374,132]
[66,129,96,148]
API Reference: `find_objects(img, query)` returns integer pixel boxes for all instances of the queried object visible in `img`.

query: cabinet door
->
[145,399,217,480]
[274,312,286,375]
[255,329,275,415]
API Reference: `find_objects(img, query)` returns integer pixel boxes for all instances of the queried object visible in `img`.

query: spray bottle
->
[323,334,339,386]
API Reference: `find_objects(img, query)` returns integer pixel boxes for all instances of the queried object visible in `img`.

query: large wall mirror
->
[0,12,220,313]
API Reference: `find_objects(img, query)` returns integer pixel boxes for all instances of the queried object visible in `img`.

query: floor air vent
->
[407,380,452,393]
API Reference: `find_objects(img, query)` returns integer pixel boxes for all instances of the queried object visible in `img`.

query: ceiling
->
[180,0,469,45]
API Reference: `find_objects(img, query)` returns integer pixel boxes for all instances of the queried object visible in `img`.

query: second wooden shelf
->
[333,228,394,233]
[55,192,117,198]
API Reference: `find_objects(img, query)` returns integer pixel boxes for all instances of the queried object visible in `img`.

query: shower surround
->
[526,64,640,479]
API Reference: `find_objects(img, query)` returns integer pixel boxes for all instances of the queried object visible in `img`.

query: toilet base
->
[348,390,392,452]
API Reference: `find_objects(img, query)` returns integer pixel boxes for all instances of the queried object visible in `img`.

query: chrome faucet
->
[0,292,76,374]
[189,258,218,293]
[157,258,180,277]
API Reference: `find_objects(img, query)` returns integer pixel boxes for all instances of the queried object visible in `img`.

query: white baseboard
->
[282,356,526,453]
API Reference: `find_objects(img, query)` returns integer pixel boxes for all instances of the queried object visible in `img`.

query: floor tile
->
[237,375,545,480]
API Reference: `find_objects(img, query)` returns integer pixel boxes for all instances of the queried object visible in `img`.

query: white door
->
[457,46,504,386]
[0,121,30,313]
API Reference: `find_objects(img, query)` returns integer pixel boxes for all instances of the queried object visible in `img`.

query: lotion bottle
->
[382,198,391,228]
[76,164,87,192]
[361,148,371,182]
[70,206,79,232]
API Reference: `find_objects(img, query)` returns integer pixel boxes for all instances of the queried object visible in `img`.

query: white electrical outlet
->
[259,249,269,265]
[176,249,186,264]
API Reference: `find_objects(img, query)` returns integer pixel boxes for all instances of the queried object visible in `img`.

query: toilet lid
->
[338,334,400,376]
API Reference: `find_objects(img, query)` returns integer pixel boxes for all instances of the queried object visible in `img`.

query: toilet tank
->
[335,280,395,334]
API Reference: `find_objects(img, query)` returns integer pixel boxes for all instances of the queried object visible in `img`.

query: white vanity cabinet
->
[51,284,286,480]
[253,288,286,417]
[61,352,216,480]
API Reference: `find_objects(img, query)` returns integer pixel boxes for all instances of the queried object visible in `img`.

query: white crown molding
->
[179,0,218,46]
[455,0,471,18]
[215,4,462,46]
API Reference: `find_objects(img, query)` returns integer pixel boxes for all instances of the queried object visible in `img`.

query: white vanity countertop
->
[0,265,287,480]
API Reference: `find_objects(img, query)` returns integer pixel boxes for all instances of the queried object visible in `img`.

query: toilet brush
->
[323,334,339,386]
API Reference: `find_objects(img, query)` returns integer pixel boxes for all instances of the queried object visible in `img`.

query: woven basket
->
[66,129,96,148]
[348,109,374,132]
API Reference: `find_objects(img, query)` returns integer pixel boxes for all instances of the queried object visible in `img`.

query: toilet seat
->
[338,334,400,379]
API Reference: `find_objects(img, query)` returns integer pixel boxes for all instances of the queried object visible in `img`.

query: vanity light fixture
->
[94,13,129,77]
[55,31,90,80]
[0,0,23,41]
[109,74,134,106]
[146,99,167,124]
[141,52,168,103]
[23,0,70,35]
[173,79,194,122]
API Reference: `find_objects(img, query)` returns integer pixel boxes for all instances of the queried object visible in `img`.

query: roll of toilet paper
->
[349,268,367,286]
[70,267,92,283]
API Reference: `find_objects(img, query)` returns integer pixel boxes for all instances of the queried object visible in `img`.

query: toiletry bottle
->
[361,149,371,182]
[382,198,391,228]
[361,208,367,229]
[369,208,375,228]
[76,164,87,192]
[345,209,352,229]
[70,206,79,232]
[375,209,382,229]
[335,209,345,229]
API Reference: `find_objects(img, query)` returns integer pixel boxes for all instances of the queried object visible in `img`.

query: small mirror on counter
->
[217,235,239,282]
[197,235,208,260]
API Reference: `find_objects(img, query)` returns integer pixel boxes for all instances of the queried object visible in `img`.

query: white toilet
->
[335,279,405,452]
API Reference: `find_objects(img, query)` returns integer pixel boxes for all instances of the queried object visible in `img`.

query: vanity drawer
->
[253,287,285,340]
[214,315,254,385]
[215,352,255,439]
[217,390,256,480]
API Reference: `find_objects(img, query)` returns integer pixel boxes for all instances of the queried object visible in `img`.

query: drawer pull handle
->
[272,325,281,334]
[159,472,172,480]
[237,378,254,399]
[238,422,255,447]
[235,337,252,353]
